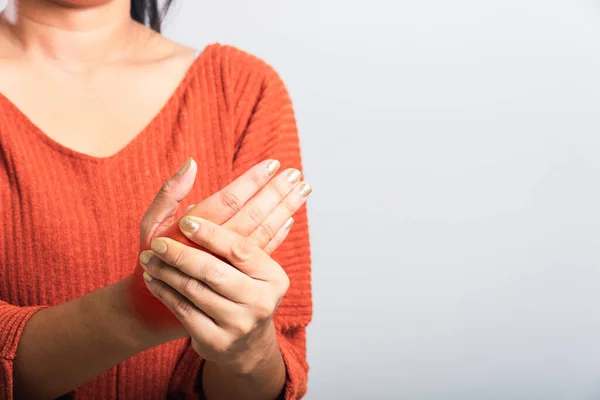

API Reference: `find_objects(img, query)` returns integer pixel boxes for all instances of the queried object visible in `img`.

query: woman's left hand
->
[139,215,289,372]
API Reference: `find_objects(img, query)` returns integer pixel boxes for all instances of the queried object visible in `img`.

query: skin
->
[0,1,312,399]
[0,0,196,158]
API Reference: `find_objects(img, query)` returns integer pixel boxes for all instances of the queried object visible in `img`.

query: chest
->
[0,88,235,307]
[0,59,193,158]
[11,86,160,158]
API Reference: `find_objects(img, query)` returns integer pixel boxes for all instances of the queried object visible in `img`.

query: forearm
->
[202,323,286,400]
[12,276,170,400]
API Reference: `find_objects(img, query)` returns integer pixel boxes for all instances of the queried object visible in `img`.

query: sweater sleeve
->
[167,46,312,400]
[0,302,47,400]
[227,50,313,400]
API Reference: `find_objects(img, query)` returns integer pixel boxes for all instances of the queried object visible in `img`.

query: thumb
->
[140,157,197,247]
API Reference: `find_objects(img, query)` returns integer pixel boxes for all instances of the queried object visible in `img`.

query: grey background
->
[3,0,600,399]
[163,1,600,399]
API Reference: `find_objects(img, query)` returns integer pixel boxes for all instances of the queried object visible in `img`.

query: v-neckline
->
[0,43,213,164]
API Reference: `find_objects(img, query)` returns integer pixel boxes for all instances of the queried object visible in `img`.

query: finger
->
[263,218,294,255]
[186,159,281,225]
[140,157,197,246]
[224,168,302,237]
[184,203,196,214]
[143,272,220,335]
[248,181,311,249]
[140,251,238,320]
[178,216,275,279]
[144,237,251,302]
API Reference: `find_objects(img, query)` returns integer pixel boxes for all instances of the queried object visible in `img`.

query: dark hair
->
[130,0,173,33]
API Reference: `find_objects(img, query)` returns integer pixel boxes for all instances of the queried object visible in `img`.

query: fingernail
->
[266,160,281,176]
[299,182,312,197]
[176,157,193,176]
[284,217,294,230]
[150,238,167,255]
[139,251,152,265]
[287,169,301,184]
[180,216,200,233]
[143,271,153,282]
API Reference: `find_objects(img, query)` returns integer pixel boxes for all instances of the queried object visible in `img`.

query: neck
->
[0,1,140,66]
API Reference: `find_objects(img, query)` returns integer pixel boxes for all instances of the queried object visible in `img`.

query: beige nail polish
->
[287,169,302,184]
[143,271,153,282]
[180,216,200,232]
[299,182,312,197]
[284,217,294,230]
[151,238,167,255]
[139,251,152,265]
[266,160,281,176]
[176,157,193,176]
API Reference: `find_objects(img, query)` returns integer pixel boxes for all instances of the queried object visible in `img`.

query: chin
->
[49,0,116,7]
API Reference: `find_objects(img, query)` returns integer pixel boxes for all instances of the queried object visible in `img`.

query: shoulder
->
[197,43,289,94]
[186,43,294,131]
[203,43,276,74]
[182,43,297,139]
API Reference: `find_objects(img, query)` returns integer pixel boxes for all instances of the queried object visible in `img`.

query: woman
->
[0,1,312,399]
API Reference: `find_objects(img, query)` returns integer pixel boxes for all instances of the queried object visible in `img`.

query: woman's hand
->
[138,157,291,255]
[137,170,311,371]
[129,156,310,328]
[140,216,294,371]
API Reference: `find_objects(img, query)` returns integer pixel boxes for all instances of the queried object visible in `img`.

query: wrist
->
[103,277,168,351]
[116,276,190,349]
[100,278,152,351]
[219,321,283,375]
[201,323,286,400]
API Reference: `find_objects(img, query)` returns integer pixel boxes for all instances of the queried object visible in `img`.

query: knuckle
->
[172,297,194,318]
[249,169,264,190]
[172,248,187,269]
[283,200,296,216]
[254,300,275,321]
[139,214,159,237]
[219,190,243,214]
[230,238,253,262]
[147,258,166,278]
[265,181,286,202]
[202,262,225,287]
[153,282,167,300]
[139,217,150,235]
[180,276,203,299]
[246,205,265,225]
[276,271,290,294]
[256,223,276,243]
[159,178,174,195]
[196,259,211,280]
[201,223,219,246]
[281,274,291,292]
[212,336,233,354]
[231,317,254,336]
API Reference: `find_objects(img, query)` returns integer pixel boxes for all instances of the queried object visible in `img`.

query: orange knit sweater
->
[0,43,312,399]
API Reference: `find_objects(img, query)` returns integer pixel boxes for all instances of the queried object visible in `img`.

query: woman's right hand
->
[128,157,311,328]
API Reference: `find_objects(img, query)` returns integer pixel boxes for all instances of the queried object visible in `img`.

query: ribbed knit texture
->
[0,43,312,399]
